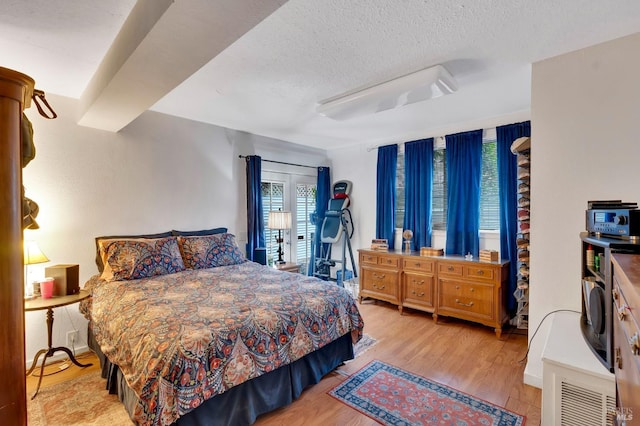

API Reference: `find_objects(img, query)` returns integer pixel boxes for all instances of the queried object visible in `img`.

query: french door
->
[261,172,316,272]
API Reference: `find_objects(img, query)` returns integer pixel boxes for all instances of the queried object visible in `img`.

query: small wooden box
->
[479,250,499,262]
[420,247,444,257]
[44,264,79,296]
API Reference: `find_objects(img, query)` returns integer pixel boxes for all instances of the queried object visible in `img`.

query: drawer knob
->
[615,347,623,369]
[630,333,640,356]
[455,285,460,290]
[372,283,386,290]
[618,306,627,321]
[477,270,484,275]
[448,266,454,271]
[455,298,474,307]
[373,273,386,280]
[418,291,425,297]
[470,288,475,292]
[613,288,619,301]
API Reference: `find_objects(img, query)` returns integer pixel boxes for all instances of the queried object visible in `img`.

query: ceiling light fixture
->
[317,64,458,121]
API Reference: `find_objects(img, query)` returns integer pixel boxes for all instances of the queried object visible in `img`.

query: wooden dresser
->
[611,253,640,424]
[358,249,509,338]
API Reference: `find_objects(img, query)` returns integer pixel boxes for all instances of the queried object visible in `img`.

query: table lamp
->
[267,209,292,264]
[24,240,49,298]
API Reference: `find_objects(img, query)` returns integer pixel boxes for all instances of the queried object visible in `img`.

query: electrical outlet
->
[66,330,79,347]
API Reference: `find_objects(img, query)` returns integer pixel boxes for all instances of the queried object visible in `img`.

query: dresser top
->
[358,248,509,266]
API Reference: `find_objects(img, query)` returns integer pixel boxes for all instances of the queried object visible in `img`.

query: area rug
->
[353,333,378,358]
[27,371,132,425]
[329,360,525,426]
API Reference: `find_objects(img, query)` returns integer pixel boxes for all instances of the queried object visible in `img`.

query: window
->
[262,172,316,269]
[394,134,499,233]
[432,145,448,230]
[395,149,405,228]
[479,140,500,231]
[296,183,316,272]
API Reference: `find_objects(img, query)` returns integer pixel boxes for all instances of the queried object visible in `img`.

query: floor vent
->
[560,380,615,426]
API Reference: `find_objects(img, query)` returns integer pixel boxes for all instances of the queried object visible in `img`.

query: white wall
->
[328,144,378,257]
[525,32,640,386]
[22,94,327,365]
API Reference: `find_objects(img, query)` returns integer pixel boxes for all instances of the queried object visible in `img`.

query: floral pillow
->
[99,236,185,281]
[178,233,247,269]
[94,231,173,273]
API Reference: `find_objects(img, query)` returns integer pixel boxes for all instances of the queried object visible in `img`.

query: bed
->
[80,231,364,426]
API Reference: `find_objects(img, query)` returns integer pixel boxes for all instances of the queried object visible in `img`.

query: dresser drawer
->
[613,309,640,419]
[438,279,494,320]
[464,264,496,282]
[438,261,463,277]
[360,252,379,266]
[403,258,434,273]
[403,271,434,309]
[361,268,398,298]
[360,252,399,268]
[378,255,400,268]
[611,254,640,421]
[614,279,640,373]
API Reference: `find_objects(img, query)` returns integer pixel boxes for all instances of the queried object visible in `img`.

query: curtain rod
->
[238,155,324,170]
[366,136,448,152]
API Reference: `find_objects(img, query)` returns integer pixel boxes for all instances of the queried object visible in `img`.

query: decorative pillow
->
[177,233,247,269]
[95,231,173,273]
[171,227,227,237]
[99,236,185,281]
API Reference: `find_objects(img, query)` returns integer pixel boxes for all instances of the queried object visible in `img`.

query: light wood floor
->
[26,351,101,394]
[27,300,542,425]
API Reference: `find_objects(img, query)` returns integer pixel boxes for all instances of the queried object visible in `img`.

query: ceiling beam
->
[78,0,287,132]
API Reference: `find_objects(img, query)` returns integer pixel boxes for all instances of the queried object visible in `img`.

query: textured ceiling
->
[2,0,640,150]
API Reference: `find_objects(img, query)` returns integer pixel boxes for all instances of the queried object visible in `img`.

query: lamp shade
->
[24,240,49,265]
[268,210,292,230]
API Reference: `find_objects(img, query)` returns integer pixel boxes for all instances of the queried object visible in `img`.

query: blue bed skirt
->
[88,327,354,425]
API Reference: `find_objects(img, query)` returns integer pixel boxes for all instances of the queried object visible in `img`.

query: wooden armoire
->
[0,66,35,426]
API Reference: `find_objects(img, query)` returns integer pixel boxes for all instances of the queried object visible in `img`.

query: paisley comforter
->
[82,261,363,426]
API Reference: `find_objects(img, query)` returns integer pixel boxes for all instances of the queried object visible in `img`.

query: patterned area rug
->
[353,333,378,358]
[329,360,526,426]
[27,371,132,425]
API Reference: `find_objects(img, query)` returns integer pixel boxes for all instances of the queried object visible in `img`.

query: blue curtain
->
[308,167,331,276]
[245,155,265,262]
[445,130,483,256]
[376,145,398,249]
[403,138,434,251]
[497,121,531,313]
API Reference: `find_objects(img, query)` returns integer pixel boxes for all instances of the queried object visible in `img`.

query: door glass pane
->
[261,181,284,264]
[296,183,316,272]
